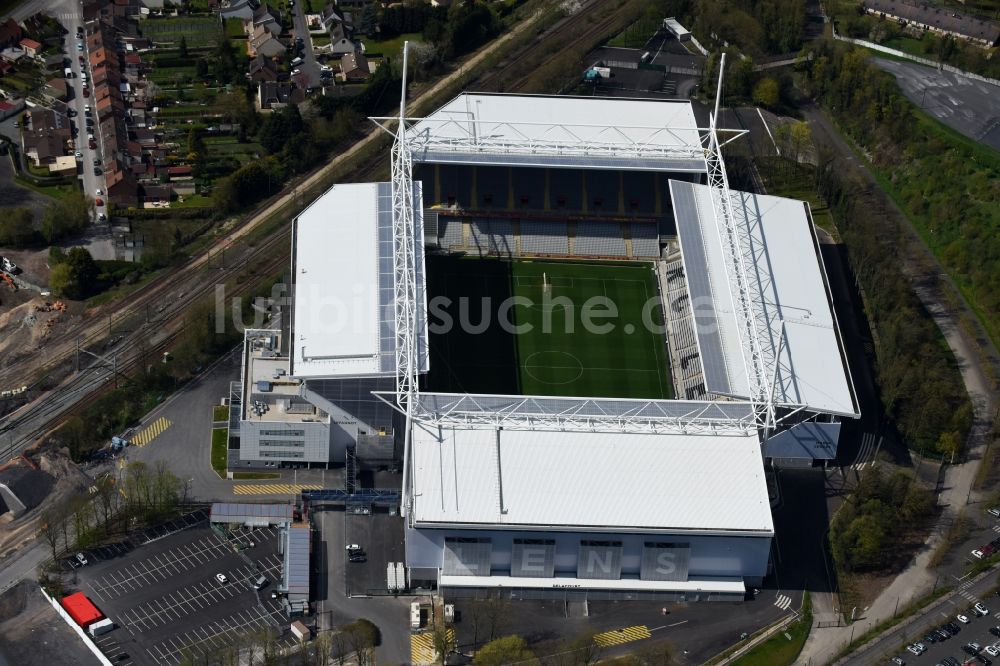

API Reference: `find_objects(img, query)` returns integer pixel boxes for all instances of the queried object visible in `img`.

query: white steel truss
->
[370,116,747,168]
[390,46,420,413]
[372,392,758,436]
[702,53,776,434]
[380,50,773,437]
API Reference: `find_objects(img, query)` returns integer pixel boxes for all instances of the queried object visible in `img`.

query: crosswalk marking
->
[232,483,322,496]
[850,432,881,470]
[775,594,792,610]
[131,417,171,447]
[593,625,652,647]
[410,629,454,664]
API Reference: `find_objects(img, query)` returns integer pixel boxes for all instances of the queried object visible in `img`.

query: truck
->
[64,67,73,78]
[88,618,114,637]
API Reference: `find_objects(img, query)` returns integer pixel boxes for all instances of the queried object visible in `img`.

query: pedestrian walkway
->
[232,483,322,496]
[131,417,171,447]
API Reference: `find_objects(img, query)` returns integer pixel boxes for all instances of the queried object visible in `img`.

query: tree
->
[788,121,812,163]
[40,509,63,560]
[41,191,92,243]
[343,619,379,666]
[752,77,779,109]
[431,621,456,665]
[0,208,38,247]
[472,635,536,666]
[49,247,99,300]
[196,58,209,79]
[179,35,188,58]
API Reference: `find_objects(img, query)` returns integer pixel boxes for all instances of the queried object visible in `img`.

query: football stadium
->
[236,59,859,601]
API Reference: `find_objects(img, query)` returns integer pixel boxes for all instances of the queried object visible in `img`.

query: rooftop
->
[409,422,773,534]
[403,93,707,172]
[671,180,858,417]
[242,331,326,423]
[290,182,427,379]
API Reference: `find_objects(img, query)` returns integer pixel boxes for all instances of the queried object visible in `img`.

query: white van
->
[291,56,303,67]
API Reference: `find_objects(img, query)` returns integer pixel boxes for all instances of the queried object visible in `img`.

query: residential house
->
[22,127,70,166]
[252,3,282,33]
[256,81,303,110]
[326,22,357,56]
[0,19,22,49]
[0,47,26,64]
[166,164,192,178]
[28,107,68,131]
[18,38,42,58]
[339,51,369,81]
[863,0,1000,47]
[249,54,278,83]
[0,98,24,120]
[141,183,174,204]
[219,0,256,21]
[48,155,78,176]
[42,78,69,102]
[105,159,138,206]
[249,28,285,58]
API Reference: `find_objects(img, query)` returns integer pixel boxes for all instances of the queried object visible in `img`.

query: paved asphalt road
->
[873,57,1000,151]
[290,0,322,89]
[841,566,1000,666]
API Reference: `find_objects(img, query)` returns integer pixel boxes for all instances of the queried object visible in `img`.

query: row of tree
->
[39,460,186,562]
[800,42,975,456]
[830,466,937,572]
[0,191,93,249]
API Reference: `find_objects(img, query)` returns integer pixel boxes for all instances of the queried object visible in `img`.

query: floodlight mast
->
[392,42,420,517]
[705,52,777,434]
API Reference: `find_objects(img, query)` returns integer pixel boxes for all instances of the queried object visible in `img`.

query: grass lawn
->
[425,256,672,399]
[730,594,811,666]
[211,427,228,475]
[173,194,213,208]
[13,178,79,202]
[233,472,280,480]
[213,405,229,422]
[142,17,221,48]
[607,16,661,48]
[364,32,422,57]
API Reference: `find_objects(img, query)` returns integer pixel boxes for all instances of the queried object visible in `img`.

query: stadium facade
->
[232,76,858,600]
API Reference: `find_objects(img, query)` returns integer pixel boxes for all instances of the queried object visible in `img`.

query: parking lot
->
[344,510,406,596]
[73,516,297,665]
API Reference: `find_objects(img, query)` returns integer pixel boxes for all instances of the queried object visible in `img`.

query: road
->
[872,57,1000,152]
[289,0,322,89]
[65,4,109,226]
[798,105,998,663]
[839,565,1000,666]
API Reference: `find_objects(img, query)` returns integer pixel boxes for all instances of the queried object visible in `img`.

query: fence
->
[832,28,1000,88]
[40,586,113,666]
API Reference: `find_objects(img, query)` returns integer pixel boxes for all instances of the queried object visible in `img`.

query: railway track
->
[0,0,632,457]
[474,0,624,93]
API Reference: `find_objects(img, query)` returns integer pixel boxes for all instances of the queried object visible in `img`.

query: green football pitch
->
[425,256,673,399]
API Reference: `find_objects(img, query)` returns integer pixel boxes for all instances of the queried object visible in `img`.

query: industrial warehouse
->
[228,76,858,601]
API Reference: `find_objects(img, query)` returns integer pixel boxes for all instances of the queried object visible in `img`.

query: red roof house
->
[166,165,192,177]
[18,38,41,57]
[61,593,103,628]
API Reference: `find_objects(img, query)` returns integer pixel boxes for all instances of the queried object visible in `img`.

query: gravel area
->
[0,581,100,666]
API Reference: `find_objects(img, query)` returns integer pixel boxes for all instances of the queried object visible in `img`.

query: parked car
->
[348,553,367,563]
[987,646,1000,657]
[74,151,82,158]
[98,213,106,222]
[946,621,962,634]
[215,573,228,583]
[975,602,990,615]
[922,632,938,644]
[346,543,361,551]
[94,197,104,206]
[75,552,88,566]
[906,643,925,655]
[978,655,994,666]
[958,614,971,624]
[890,657,905,665]
[990,626,1000,637]
[83,87,89,97]
[989,508,1000,517]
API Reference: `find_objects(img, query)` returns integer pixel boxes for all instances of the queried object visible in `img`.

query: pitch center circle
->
[522,351,584,385]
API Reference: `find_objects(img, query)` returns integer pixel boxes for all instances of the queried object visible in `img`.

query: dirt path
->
[797,105,997,664]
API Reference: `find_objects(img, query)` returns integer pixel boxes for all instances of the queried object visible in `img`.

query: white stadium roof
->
[670,180,859,417]
[409,422,774,535]
[290,182,428,379]
[404,93,707,172]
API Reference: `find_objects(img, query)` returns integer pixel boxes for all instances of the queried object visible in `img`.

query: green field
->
[141,17,221,48]
[426,256,672,399]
